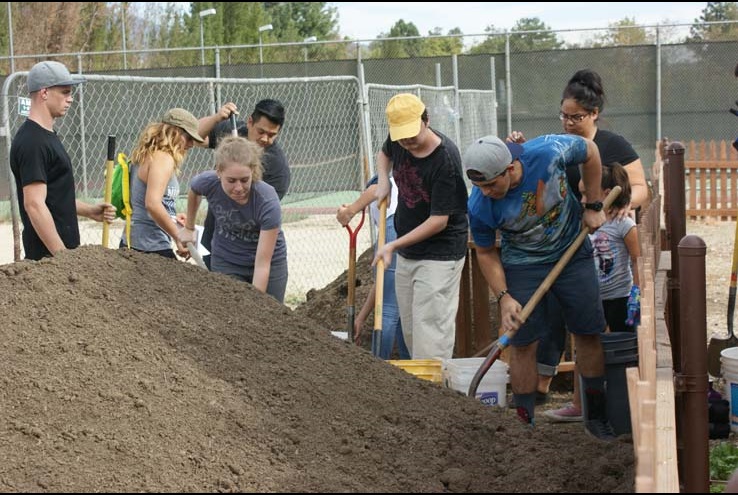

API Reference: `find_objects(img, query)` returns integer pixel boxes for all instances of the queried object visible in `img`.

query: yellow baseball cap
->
[386,93,425,141]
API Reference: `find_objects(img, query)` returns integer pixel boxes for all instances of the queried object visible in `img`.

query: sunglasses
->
[558,112,590,124]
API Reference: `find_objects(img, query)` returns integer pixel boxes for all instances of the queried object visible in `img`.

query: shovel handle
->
[372,199,388,357]
[728,218,738,337]
[230,111,239,137]
[102,135,116,248]
[345,208,365,248]
[469,186,621,397]
[345,208,365,341]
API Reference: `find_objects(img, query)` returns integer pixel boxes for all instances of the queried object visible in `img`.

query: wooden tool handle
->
[102,135,116,248]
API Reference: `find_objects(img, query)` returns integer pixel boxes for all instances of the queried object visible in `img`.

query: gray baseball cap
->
[27,61,85,93]
[161,108,205,143]
[463,135,523,182]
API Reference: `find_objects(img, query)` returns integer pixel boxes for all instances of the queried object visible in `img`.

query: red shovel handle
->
[345,208,365,342]
[345,208,365,248]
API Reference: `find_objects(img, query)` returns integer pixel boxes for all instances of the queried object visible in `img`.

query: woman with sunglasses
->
[509,69,649,218]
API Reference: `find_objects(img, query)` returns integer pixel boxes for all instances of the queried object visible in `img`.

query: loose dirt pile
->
[0,246,634,492]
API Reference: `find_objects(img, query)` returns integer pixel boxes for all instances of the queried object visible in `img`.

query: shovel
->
[186,241,208,270]
[707,218,738,377]
[372,199,388,357]
[468,186,621,398]
[101,135,116,248]
[345,208,366,344]
[229,111,239,137]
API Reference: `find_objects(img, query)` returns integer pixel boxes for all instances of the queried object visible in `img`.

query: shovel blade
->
[707,335,738,377]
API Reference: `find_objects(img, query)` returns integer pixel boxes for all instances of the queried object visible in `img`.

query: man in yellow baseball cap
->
[373,93,468,360]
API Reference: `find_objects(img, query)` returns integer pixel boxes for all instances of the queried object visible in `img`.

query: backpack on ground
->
[111,152,133,248]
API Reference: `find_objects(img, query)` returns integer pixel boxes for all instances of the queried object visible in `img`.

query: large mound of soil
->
[0,246,634,492]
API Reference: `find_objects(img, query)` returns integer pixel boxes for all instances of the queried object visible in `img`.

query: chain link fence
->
[1,71,497,305]
[2,25,736,303]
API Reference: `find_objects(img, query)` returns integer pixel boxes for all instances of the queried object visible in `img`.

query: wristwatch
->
[583,201,603,212]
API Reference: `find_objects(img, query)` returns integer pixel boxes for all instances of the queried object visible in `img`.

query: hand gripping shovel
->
[101,135,116,248]
[468,186,622,398]
[707,218,738,377]
[345,208,366,344]
[372,199,388,357]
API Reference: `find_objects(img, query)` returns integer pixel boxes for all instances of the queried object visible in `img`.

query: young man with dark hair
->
[202,99,290,269]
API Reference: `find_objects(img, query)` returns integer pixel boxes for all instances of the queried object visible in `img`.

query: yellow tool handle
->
[373,199,388,332]
[102,135,115,248]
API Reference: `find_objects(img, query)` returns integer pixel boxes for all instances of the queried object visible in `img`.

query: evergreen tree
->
[370,19,422,58]
[468,17,563,54]
[689,2,738,41]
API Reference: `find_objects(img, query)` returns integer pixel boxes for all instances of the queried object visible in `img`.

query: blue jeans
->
[377,217,409,360]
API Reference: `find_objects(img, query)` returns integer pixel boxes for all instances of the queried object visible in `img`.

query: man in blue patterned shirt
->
[464,134,615,441]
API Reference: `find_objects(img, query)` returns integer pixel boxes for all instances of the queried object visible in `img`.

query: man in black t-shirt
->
[374,93,468,360]
[10,61,115,260]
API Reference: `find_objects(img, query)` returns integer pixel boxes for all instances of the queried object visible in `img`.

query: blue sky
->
[330,2,709,41]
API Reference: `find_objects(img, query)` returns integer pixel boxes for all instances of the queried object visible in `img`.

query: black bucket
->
[601,331,639,435]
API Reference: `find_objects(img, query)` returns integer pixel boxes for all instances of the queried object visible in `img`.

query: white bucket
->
[720,347,738,432]
[443,358,509,407]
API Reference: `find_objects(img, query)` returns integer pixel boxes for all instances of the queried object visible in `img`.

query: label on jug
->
[478,391,499,406]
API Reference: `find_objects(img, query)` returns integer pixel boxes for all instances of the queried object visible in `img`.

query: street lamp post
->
[258,23,273,78]
[199,8,216,65]
[303,36,317,63]
[7,2,14,73]
[121,2,127,70]
[303,36,316,77]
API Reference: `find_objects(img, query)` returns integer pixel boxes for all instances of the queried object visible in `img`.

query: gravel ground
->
[685,218,735,340]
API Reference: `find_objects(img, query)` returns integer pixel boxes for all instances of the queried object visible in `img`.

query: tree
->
[422,27,464,57]
[264,2,338,42]
[580,17,651,47]
[689,2,738,41]
[369,19,422,58]
[263,2,343,62]
[468,17,563,54]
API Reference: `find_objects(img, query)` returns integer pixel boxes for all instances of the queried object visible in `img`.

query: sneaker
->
[584,418,617,442]
[543,403,583,422]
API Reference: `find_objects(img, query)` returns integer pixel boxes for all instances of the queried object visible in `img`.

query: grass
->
[710,442,738,492]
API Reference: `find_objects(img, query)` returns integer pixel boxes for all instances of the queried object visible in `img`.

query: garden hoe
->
[706,218,738,377]
[468,186,622,398]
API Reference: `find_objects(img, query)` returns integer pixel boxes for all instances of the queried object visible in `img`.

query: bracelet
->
[496,289,509,304]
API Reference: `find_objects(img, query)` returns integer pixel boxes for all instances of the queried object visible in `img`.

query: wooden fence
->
[682,139,738,219]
